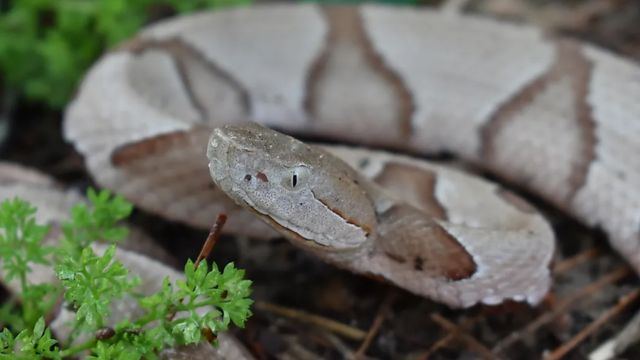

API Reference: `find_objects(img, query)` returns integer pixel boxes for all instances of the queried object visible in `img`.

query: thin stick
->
[195,214,227,268]
[545,288,640,360]
[553,247,601,274]
[589,305,640,359]
[167,214,227,322]
[418,316,482,359]
[493,266,632,354]
[419,333,457,359]
[430,314,496,360]
[354,290,397,359]
[255,301,367,341]
[321,332,357,359]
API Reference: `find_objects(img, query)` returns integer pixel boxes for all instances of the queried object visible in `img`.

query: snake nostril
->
[244,174,252,182]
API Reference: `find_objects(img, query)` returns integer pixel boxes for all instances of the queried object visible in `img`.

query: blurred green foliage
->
[0,0,252,108]
[0,0,421,109]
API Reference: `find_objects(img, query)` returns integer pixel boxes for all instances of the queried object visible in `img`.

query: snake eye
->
[283,166,310,191]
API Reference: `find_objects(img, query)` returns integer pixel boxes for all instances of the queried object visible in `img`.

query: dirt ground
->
[1,0,640,358]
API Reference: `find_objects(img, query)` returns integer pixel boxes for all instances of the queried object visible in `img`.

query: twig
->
[420,332,457,359]
[545,288,640,360]
[589,303,640,360]
[167,214,227,322]
[354,290,397,359]
[430,314,496,360]
[417,316,482,359]
[554,247,601,274]
[493,266,632,354]
[321,332,357,359]
[254,301,367,341]
[195,214,227,267]
[282,335,327,359]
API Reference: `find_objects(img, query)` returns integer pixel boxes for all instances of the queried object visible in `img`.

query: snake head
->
[207,124,376,251]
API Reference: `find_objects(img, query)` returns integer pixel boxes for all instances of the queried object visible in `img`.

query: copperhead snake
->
[63,3,640,312]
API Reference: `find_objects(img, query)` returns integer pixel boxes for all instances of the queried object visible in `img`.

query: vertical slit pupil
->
[292,174,298,187]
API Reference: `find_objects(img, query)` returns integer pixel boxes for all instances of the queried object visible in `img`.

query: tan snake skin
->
[64,4,640,308]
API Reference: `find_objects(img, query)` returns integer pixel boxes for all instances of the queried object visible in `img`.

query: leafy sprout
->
[0,189,252,359]
[56,245,140,330]
[0,317,60,360]
[60,188,132,254]
[0,198,56,329]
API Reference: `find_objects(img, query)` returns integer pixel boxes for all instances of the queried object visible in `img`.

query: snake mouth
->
[234,190,367,253]
[311,190,372,238]
[241,202,331,250]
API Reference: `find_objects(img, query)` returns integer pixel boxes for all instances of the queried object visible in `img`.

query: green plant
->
[0,0,252,108]
[0,189,252,359]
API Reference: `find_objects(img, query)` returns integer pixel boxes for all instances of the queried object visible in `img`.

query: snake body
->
[64,4,640,308]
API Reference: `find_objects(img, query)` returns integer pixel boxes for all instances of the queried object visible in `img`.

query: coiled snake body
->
[65,4,640,309]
